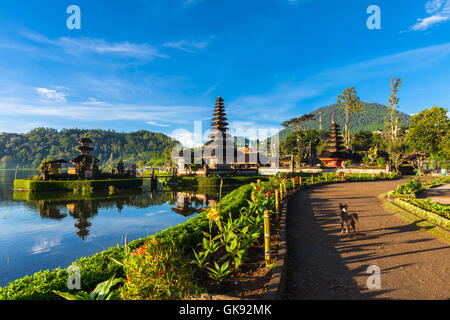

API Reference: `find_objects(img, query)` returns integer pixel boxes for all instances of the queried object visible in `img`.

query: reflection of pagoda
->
[38,201,67,219]
[171,192,218,217]
[203,97,233,169]
[67,201,98,240]
[70,137,100,179]
[318,120,355,167]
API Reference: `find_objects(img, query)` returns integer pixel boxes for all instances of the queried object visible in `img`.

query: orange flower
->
[251,194,257,201]
[207,207,220,220]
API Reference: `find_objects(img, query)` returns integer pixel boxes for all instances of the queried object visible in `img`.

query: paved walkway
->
[418,184,450,205]
[283,178,450,299]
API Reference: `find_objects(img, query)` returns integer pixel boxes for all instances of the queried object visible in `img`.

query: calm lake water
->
[0,170,221,287]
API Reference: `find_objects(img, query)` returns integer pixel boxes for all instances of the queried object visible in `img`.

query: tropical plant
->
[53,275,123,300]
[394,178,423,195]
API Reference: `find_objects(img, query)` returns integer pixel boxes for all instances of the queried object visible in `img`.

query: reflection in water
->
[170,192,219,217]
[1,170,239,286]
[29,190,221,239]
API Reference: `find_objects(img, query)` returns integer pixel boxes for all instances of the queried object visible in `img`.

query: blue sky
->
[0,0,449,146]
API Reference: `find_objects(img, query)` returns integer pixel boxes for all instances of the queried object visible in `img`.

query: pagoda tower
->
[318,120,354,167]
[70,136,99,179]
[203,96,233,169]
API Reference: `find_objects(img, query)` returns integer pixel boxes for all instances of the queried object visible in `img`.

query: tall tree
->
[336,87,364,149]
[385,78,402,154]
[405,106,449,156]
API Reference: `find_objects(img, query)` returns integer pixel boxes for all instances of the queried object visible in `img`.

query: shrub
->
[118,239,201,300]
[376,157,386,167]
[362,156,371,166]
[394,178,423,195]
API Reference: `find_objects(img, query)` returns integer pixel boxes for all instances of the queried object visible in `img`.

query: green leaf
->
[52,290,90,300]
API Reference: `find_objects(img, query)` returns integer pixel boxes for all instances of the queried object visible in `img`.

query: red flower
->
[257,187,261,191]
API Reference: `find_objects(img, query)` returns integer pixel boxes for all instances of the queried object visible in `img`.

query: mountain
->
[278,102,411,141]
[0,128,178,169]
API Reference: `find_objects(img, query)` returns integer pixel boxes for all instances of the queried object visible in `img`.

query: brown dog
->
[339,203,359,238]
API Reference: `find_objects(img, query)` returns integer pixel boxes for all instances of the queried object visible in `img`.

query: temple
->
[203,96,233,169]
[69,137,100,179]
[318,120,356,167]
[175,96,270,175]
[38,136,137,181]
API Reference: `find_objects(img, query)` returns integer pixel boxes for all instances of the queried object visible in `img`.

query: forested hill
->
[279,102,411,141]
[0,128,178,169]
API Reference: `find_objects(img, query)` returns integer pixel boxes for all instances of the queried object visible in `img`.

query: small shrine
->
[318,120,355,167]
[69,137,100,179]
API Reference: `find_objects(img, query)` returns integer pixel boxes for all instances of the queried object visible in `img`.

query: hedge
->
[13,178,143,193]
[0,184,252,300]
[394,198,450,230]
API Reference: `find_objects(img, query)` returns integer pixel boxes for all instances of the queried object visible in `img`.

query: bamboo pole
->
[264,210,271,267]
[280,183,284,200]
[275,190,280,216]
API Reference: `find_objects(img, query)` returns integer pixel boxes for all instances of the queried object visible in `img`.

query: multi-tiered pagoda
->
[203,96,233,169]
[70,137,100,179]
[318,120,354,167]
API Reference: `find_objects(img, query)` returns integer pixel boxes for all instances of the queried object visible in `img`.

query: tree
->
[440,132,450,160]
[405,106,449,156]
[350,131,374,153]
[281,114,317,165]
[385,77,405,170]
[384,77,403,170]
[336,87,364,149]
[116,159,125,175]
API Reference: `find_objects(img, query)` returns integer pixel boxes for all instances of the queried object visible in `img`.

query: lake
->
[0,170,222,287]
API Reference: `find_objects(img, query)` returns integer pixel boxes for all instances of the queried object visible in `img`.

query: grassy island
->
[13,178,143,193]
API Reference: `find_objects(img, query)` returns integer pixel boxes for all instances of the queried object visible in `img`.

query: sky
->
[0,0,449,146]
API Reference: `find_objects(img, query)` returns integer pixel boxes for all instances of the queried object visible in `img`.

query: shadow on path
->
[283,179,450,300]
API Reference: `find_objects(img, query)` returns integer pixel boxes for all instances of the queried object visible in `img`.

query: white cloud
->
[20,31,167,59]
[163,39,210,53]
[410,15,449,31]
[147,121,170,127]
[409,0,450,31]
[35,88,67,103]
[82,98,111,106]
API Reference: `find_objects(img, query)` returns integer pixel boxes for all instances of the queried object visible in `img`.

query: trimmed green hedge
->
[0,184,252,300]
[13,178,143,193]
[394,198,450,230]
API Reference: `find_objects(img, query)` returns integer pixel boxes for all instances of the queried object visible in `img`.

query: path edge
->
[262,189,298,300]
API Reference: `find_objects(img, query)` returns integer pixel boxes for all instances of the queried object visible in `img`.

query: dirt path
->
[283,178,450,300]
